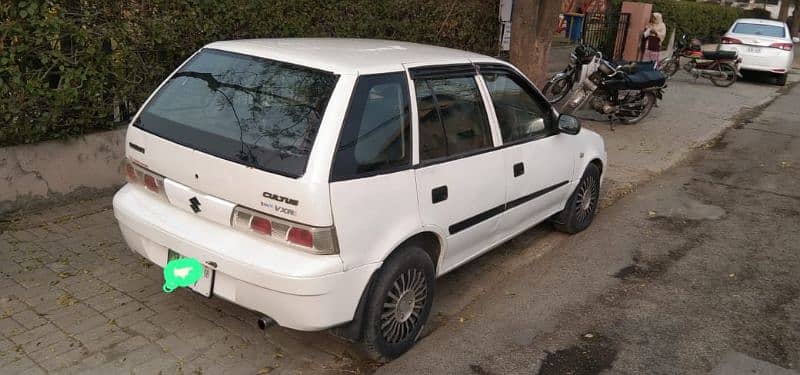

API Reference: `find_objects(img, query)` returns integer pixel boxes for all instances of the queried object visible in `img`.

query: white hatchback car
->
[719,18,799,85]
[113,39,606,359]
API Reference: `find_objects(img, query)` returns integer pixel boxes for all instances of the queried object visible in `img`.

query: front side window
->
[414,76,492,161]
[482,72,554,143]
[733,23,785,38]
[136,49,339,177]
[331,73,411,181]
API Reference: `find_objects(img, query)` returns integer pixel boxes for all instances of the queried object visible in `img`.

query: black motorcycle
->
[562,51,667,126]
[542,44,598,103]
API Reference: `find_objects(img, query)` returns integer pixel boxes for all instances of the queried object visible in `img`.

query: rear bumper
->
[113,184,380,331]
[718,45,793,73]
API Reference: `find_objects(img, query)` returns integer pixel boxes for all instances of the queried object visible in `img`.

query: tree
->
[778,0,790,21]
[509,0,563,86]
[792,0,800,37]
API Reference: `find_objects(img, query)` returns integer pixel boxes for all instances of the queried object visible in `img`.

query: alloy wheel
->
[574,174,599,225]
[380,268,428,344]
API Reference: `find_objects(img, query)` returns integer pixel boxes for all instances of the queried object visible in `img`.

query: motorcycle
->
[542,43,599,103]
[658,35,742,87]
[562,51,667,127]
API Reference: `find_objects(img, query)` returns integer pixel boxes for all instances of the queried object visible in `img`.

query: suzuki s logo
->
[189,197,201,213]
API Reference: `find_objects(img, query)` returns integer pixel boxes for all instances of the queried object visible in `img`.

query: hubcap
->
[575,175,598,224]
[380,269,427,344]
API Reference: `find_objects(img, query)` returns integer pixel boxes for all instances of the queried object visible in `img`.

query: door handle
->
[431,186,448,204]
[514,162,525,177]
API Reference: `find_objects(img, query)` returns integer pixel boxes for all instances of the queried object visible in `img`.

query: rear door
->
[476,64,574,237]
[408,64,507,273]
[327,72,422,269]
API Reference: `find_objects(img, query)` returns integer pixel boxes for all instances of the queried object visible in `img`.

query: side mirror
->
[558,114,581,135]
[793,37,800,44]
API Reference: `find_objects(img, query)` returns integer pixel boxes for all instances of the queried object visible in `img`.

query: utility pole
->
[778,0,790,21]
[509,0,563,86]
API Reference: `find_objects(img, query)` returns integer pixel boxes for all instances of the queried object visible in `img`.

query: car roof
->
[203,38,503,75]
[733,18,788,27]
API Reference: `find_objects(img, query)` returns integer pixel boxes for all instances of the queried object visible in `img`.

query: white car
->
[719,18,799,86]
[113,39,606,359]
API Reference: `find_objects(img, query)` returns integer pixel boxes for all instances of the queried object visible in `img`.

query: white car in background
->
[719,18,798,86]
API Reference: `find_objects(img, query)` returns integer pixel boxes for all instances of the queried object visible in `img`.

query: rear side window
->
[136,49,338,178]
[331,73,411,181]
[414,76,492,161]
[482,72,554,143]
[732,23,786,38]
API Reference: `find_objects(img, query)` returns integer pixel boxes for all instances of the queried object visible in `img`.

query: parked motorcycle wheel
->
[660,59,680,78]
[542,76,573,103]
[618,92,656,124]
[710,63,737,87]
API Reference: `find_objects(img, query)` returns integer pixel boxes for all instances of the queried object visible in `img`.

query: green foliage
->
[0,0,498,146]
[742,7,772,20]
[611,0,745,43]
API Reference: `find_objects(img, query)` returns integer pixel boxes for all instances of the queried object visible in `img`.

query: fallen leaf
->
[257,367,275,374]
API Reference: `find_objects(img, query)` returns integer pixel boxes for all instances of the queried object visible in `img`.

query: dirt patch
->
[537,334,618,375]
[708,169,733,180]
[647,216,701,233]
[614,239,702,280]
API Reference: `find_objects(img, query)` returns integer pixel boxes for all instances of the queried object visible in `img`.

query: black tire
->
[660,60,679,78]
[542,76,573,103]
[710,63,737,87]
[360,246,435,361]
[618,92,656,124]
[776,73,787,86]
[553,163,601,234]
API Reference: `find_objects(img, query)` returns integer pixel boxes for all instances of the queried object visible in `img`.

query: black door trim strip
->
[447,180,570,235]
[506,180,569,210]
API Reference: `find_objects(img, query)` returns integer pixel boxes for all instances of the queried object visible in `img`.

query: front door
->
[409,65,507,273]
[477,65,575,237]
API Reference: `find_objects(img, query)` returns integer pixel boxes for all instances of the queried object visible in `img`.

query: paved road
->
[0,69,793,374]
[380,82,800,373]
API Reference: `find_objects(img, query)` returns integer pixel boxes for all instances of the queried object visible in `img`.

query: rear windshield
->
[136,49,339,177]
[732,23,785,38]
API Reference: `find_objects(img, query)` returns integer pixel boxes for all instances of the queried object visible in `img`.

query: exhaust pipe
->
[257,316,275,330]
[691,68,728,79]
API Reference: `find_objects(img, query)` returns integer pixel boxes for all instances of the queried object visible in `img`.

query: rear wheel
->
[542,76,573,103]
[710,63,737,87]
[775,73,788,87]
[618,92,656,124]
[553,163,601,234]
[361,246,435,361]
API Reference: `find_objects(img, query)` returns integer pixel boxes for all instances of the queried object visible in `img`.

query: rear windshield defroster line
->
[135,48,339,178]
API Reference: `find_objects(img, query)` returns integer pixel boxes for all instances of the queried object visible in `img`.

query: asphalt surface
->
[377,82,800,373]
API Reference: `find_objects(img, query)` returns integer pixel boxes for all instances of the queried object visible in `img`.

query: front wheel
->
[552,163,601,234]
[710,63,737,87]
[360,246,435,361]
[542,76,574,103]
[618,92,657,124]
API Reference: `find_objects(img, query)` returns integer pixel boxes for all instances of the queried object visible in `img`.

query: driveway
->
[0,75,794,374]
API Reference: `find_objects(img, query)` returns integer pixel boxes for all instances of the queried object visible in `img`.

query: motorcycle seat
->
[605,70,667,90]
[701,50,738,60]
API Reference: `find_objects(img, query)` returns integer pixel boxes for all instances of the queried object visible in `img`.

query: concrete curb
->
[0,127,126,216]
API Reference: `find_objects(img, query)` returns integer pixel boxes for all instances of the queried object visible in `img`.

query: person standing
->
[643,13,666,67]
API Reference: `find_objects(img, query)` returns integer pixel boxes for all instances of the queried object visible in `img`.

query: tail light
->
[124,158,167,199]
[770,43,793,51]
[721,37,742,45]
[232,206,339,255]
